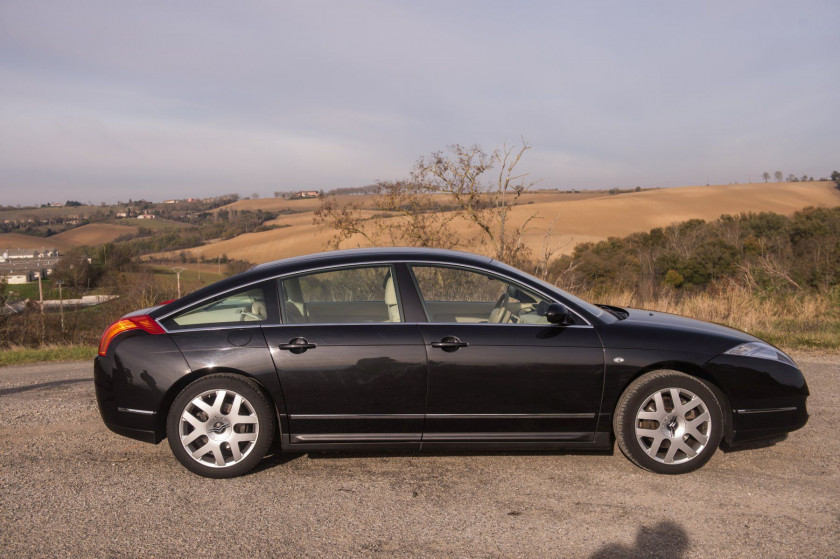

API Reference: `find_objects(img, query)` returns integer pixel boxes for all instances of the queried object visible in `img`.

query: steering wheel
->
[239,309,262,321]
[488,291,510,324]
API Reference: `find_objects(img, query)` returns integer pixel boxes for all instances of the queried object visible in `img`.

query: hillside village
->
[0,248,61,284]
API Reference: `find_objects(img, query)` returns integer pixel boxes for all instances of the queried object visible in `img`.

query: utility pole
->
[218,255,221,276]
[38,275,43,312]
[197,250,201,283]
[171,267,185,298]
[56,280,65,331]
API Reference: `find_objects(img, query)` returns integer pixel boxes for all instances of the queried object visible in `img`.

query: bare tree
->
[774,171,783,182]
[412,141,539,264]
[761,172,771,183]
[314,179,460,250]
[315,141,540,266]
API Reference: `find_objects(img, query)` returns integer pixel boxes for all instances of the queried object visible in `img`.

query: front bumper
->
[704,354,809,445]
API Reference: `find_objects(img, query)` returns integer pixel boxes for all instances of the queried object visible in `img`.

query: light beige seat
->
[384,274,400,322]
[283,278,307,323]
[251,300,267,320]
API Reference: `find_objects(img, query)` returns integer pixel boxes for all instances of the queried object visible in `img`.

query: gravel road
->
[1,353,838,558]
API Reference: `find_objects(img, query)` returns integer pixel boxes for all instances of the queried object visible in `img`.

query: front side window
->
[167,287,269,328]
[410,265,553,324]
[279,266,402,324]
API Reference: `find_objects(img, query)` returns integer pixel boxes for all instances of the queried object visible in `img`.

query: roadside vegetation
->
[1,159,838,362]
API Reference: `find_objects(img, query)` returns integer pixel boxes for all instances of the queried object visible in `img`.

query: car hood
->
[598,307,762,354]
[622,308,759,338]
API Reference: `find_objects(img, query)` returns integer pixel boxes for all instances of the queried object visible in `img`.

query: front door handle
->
[278,337,317,354]
[431,336,469,352]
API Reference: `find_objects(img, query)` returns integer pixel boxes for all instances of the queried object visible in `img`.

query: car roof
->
[250,247,493,273]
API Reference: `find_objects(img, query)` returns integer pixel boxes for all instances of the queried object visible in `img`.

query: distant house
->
[296,190,320,199]
[1,248,42,261]
[0,263,34,284]
[4,271,33,284]
[136,213,157,220]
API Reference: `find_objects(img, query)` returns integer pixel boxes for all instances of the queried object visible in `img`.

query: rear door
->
[160,281,287,416]
[261,265,427,448]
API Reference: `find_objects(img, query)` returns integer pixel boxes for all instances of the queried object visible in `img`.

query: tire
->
[166,374,276,478]
[613,370,723,474]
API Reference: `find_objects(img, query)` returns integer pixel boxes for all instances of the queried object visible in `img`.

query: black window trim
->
[155,257,593,330]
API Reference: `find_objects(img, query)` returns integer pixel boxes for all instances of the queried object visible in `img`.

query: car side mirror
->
[546,302,571,325]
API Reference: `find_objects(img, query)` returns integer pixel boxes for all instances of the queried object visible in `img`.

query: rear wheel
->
[613,370,723,474]
[166,374,275,478]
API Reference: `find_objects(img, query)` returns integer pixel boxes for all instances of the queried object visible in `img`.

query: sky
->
[0,0,838,205]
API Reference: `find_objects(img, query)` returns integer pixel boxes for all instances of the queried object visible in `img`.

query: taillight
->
[159,299,176,305]
[98,314,165,356]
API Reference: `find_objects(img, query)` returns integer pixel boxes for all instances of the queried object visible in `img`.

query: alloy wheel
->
[634,387,711,465]
[178,388,260,468]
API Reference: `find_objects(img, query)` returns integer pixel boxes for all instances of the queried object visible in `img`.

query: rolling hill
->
[150,181,840,265]
[0,223,138,252]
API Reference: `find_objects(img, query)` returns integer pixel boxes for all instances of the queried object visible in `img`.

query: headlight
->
[723,342,796,367]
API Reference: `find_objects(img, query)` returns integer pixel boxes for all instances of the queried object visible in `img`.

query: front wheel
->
[613,370,723,474]
[166,374,276,478]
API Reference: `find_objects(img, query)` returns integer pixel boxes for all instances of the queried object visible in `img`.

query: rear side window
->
[279,266,402,324]
[165,286,269,328]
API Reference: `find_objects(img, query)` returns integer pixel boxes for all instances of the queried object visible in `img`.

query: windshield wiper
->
[597,304,629,320]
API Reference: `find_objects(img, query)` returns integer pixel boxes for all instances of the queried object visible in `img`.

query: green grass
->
[0,345,96,366]
[5,279,83,301]
[5,280,44,300]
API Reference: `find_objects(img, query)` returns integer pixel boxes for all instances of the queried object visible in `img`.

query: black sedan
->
[94,248,808,478]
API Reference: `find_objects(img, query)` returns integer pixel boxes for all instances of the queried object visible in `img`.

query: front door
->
[409,264,604,445]
[263,265,427,448]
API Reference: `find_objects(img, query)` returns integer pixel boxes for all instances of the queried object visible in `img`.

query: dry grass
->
[590,285,840,350]
[152,181,840,266]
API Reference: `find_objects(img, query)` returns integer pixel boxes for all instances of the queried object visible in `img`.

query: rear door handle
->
[431,336,469,352]
[278,337,317,353]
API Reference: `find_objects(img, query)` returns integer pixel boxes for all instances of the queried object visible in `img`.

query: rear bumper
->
[94,357,163,444]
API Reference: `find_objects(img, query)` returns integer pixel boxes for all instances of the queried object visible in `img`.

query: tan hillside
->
[0,232,74,251]
[152,181,840,265]
[50,223,138,247]
[504,181,840,254]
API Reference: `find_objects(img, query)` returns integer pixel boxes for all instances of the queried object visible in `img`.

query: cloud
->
[1,0,838,204]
